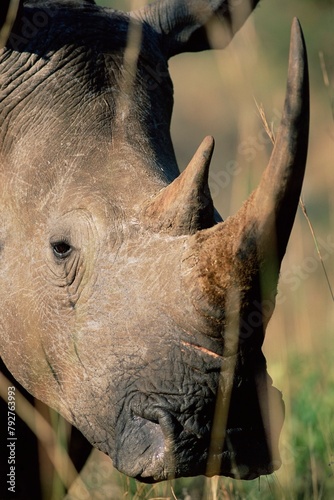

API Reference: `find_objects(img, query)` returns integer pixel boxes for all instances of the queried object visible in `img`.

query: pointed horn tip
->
[195,135,215,163]
[291,17,302,36]
[203,135,215,147]
[202,135,215,154]
[286,16,309,115]
[290,17,307,62]
[292,16,301,29]
[185,135,215,177]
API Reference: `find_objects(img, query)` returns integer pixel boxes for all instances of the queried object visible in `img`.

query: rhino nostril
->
[132,406,181,465]
[135,407,176,441]
[156,412,179,449]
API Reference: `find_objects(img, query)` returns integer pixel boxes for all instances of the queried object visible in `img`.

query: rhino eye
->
[51,241,72,259]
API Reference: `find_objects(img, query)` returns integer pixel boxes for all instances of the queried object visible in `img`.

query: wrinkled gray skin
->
[0,0,309,483]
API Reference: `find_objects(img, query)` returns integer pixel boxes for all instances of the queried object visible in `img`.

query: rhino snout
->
[106,363,284,483]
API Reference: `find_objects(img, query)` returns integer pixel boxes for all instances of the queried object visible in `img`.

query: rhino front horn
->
[143,136,216,235]
[183,18,309,330]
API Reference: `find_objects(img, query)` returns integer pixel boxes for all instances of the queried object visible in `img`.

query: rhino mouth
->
[111,404,282,483]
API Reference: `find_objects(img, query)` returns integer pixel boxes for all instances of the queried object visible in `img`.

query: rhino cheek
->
[0,251,83,416]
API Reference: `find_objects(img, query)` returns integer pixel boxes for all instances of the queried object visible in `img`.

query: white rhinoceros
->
[0,0,309,496]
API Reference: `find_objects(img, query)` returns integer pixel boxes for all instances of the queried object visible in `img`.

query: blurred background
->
[80,0,334,498]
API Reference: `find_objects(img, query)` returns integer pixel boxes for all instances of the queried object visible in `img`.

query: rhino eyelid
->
[51,240,73,260]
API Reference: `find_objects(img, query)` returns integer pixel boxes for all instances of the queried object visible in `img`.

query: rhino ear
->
[133,0,260,58]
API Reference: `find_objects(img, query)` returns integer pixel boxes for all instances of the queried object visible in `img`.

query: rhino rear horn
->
[133,0,261,58]
[143,136,216,235]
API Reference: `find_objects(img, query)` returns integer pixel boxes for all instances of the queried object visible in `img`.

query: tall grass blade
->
[299,197,334,301]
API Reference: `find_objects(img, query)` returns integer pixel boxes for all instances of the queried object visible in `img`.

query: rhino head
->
[0,0,309,483]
